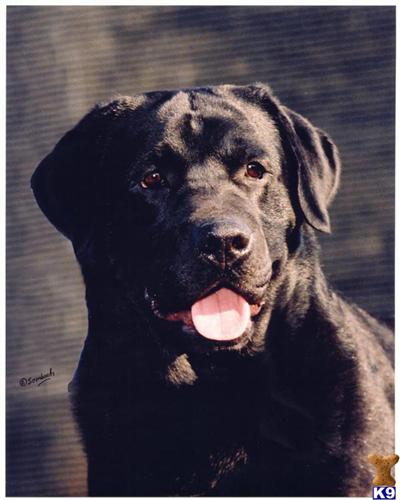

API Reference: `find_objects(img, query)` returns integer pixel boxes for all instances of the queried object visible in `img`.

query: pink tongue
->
[191,288,250,341]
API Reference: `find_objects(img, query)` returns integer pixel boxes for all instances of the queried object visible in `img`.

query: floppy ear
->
[31,99,134,244]
[231,84,341,233]
[281,107,341,233]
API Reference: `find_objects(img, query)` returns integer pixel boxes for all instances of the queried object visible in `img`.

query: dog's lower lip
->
[164,310,194,327]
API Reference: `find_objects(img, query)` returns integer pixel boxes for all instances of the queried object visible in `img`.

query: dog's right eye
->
[140,171,166,189]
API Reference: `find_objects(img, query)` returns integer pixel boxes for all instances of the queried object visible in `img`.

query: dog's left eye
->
[245,162,266,180]
[140,171,166,189]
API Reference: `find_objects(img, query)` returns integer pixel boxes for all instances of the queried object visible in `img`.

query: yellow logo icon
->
[368,454,399,487]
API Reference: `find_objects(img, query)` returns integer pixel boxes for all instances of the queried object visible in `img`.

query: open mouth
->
[148,287,263,342]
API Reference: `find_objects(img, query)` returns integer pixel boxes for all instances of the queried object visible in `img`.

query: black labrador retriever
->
[31,83,394,496]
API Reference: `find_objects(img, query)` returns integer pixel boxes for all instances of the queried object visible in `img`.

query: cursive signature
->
[19,368,55,387]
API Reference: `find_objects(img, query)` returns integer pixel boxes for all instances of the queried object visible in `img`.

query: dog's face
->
[31,84,340,354]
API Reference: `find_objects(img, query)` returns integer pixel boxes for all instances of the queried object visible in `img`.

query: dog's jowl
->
[31,84,394,496]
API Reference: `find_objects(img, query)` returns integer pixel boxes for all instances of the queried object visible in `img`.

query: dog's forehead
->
[149,89,281,162]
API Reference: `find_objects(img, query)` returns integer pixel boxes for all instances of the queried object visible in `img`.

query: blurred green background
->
[7,6,395,496]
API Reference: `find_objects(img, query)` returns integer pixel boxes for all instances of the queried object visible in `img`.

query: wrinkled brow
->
[144,137,268,173]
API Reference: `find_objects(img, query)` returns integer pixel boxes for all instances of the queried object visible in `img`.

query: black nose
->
[194,220,253,268]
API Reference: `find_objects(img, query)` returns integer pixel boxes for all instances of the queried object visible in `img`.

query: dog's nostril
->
[203,233,222,254]
[231,234,250,252]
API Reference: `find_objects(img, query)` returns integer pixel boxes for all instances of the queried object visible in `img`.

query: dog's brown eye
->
[141,171,164,189]
[246,162,266,180]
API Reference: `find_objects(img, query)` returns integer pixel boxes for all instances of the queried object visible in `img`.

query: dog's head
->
[31,84,340,354]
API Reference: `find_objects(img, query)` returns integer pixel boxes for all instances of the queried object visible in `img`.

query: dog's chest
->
[130,383,258,494]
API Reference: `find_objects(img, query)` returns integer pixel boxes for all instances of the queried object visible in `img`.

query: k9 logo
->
[373,487,396,499]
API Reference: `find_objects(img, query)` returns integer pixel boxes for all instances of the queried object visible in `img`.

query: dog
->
[31,83,394,496]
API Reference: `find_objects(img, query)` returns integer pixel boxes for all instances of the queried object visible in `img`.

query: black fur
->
[31,83,394,496]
